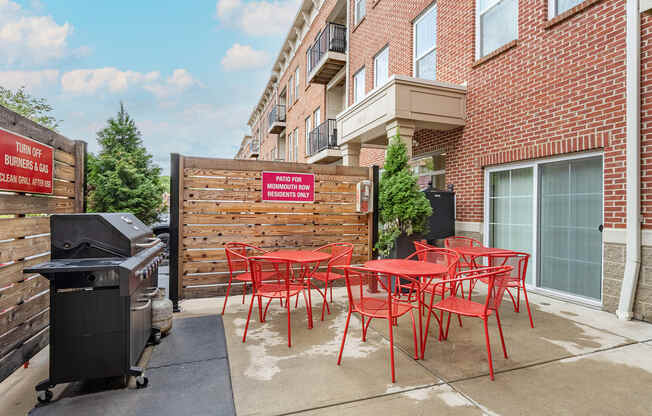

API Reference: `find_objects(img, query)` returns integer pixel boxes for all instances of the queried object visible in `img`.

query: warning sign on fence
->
[0,127,54,194]
[261,171,315,203]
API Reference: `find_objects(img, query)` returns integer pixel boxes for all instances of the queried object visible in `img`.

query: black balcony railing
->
[308,23,347,75]
[308,119,338,156]
[268,105,286,128]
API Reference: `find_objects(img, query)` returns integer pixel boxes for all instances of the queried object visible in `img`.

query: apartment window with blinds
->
[374,46,389,88]
[294,67,300,100]
[306,50,311,79]
[288,131,293,161]
[413,4,437,80]
[476,0,518,58]
[548,0,582,18]
[354,0,365,25]
[288,76,293,105]
[313,107,320,128]
[353,67,365,103]
[305,116,311,155]
[294,128,299,160]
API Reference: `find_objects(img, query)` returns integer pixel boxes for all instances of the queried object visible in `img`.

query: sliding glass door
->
[485,154,603,303]
[539,156,602,300]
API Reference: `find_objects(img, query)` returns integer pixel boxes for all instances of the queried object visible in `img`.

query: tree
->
[375,135,432,257]
[87,103,165,224]
[0,86,60,131]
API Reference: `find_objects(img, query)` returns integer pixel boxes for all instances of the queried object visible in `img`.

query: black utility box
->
[423,189,455,243]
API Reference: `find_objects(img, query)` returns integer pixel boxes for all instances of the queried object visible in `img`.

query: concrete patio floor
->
[3,285,652,416]
[179,287,652,416]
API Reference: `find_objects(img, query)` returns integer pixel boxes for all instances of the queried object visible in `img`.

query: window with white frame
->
[313,107,321,128]
[548,0,582,19]
[354,0,366,26]
[413,4,437,80]
[476,0,518,59]
[294,128,299,160]
[353,67,365,103]
[306,50,311,78]
[287,131,293,161]
[305,116,311,155]
[288,76,293,105]
[294,67,300,100]
[374,46,389,88]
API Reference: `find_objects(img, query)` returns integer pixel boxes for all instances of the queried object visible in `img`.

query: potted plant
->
[376,135,433,258]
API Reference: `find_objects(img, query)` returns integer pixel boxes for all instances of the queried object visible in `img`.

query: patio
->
[3,278,652,415]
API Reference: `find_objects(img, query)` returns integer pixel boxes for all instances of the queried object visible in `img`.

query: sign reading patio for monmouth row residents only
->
[0,127,54,194]
[261,171,315,203]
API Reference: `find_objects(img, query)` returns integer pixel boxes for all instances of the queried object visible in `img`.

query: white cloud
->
[221,44,270,71]
[216,0,241,18]
[144,69,200,98]
[215,0,300,36]
[0,0,75,65]
[0,69,59,90]
[61,68,160,94]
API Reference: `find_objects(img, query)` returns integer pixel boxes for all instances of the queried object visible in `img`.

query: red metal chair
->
[428,266,513,380]
[338,266,421,383]
[223,242,269,315]
[486,252,534,328]
[404,248,461,358]
[444,236,482,270]
[242,257,312,347]
[309,243,354,320]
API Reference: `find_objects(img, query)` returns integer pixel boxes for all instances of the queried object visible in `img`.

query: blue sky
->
[0,0,300,173]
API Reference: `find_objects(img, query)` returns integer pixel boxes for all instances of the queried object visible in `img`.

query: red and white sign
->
[0,127,54,194]
[261,171,315,203]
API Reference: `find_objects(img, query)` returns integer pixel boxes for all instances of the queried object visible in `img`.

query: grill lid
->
[51,213,154,259]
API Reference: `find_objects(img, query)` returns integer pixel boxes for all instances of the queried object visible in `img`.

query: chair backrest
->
[407,248,460,280]
[444,236,481,249]
[452,266,513,314]
[225,242,267,274]
[314,243,354,268]
[413,240,431,253]
[488,251,529,284]
[247,256,292,291]
[342,266,420,317]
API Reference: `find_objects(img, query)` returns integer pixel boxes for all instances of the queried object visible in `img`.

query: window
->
[374,46,389,88]
[288,76,293,105]
[413,4,437,80]
[548,0,583,18]
[294,67,300,100]
[293,128,299,160]
[287,131,293,161]
[353,67,365,103]
[476,0,518,58]
[305,116,311,155]
[306,50,311,79]
[313,107,321,127]
[354,0,366,26]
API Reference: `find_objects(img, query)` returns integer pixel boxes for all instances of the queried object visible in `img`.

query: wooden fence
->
[169,155,378,306]
[0,106,85,381]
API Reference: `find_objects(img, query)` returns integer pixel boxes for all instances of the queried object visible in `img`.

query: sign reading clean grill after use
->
[0,127,54,194]
[261,171,315,203]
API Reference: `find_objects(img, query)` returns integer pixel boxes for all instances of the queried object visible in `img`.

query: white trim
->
[604,228,652,246]
[456,221,483,233]
[475,0,519,60]
[484,151,605,306]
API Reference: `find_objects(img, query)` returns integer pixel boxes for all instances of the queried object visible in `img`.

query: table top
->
[363,259,447,277]
[451,246,514,257]
[262,250,331,263]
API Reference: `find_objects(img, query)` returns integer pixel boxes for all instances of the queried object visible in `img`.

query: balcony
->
[248,140,259,158]
[307,23,347,85]
[267,105,286,134]
[307,119,341,164]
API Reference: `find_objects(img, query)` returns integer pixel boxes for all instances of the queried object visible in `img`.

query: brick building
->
[238,0,652,322]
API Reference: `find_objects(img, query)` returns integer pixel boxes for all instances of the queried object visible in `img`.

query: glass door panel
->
[539,157,602,300]
[488,167,534,284]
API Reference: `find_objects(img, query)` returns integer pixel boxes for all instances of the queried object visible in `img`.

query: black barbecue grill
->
[25,213,165,403]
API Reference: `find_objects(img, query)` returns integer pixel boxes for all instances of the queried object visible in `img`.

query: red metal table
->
[363,259,449,359]
[450,246,514,269]
[262,250,332,328]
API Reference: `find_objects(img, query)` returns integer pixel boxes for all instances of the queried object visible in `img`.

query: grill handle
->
[131,299,152,311]
[135,237,162,248]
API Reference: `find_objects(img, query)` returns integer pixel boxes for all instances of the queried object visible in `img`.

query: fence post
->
[74,140,86,212]
[169,153,181,312]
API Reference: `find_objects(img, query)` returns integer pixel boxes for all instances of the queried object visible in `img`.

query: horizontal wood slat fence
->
[170,155,375,306]
[0,106,86,382]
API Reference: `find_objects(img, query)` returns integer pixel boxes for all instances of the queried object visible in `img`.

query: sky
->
[0,0,301,173]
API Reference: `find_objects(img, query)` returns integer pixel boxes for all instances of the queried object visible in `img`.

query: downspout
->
[617,0,642,320]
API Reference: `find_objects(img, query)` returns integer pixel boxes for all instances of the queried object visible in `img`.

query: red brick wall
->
[641,12,652,230]
[359,147,385,166]
[406,0,627,227]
